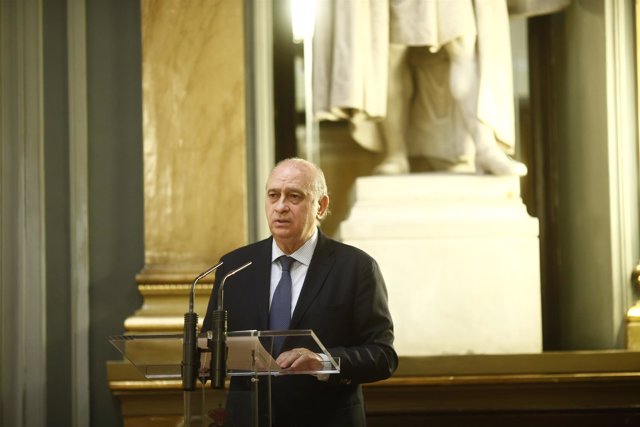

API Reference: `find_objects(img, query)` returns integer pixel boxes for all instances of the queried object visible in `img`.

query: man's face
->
[265,161,326,253]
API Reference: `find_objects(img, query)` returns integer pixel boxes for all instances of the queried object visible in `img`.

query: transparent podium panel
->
[110,333,185,380]
[222,329,340,376]
[109,329,340,380]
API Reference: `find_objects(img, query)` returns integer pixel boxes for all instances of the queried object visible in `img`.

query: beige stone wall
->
[140,0,247,279]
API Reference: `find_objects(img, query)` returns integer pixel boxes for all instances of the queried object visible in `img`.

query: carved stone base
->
[122,269,215,333]
[339,173,542,355]
[627,303,640,350]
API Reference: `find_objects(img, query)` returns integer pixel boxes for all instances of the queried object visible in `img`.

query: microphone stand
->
[182,261,223,392]
[210,261,252,389]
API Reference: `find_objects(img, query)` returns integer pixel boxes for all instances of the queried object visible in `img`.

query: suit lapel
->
[253,237,274,331]
[290,230,335,328]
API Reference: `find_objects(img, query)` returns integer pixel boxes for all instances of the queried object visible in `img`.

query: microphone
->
[210,261,252,389]
[182,261,223,391]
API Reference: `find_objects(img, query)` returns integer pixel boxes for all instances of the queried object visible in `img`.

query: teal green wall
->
[86,1,144,426]
[40,0,143,425]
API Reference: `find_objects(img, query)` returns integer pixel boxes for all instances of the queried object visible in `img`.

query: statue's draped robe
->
[312,0,515,162]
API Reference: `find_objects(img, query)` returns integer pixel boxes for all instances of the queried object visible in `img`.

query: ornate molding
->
[124,282,214,333]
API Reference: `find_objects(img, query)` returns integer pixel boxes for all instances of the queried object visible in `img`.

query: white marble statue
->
[313,0,569,176]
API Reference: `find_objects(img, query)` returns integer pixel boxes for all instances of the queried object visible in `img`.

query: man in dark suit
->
[202,158,398,426]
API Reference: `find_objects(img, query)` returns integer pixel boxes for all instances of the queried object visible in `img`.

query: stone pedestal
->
[626,263,640,350]
[339,174,542,355]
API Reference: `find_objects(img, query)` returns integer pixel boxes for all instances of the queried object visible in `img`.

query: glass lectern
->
[110,329,339,426]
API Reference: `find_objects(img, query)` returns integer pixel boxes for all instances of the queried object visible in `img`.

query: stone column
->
[109,3,249,424]
[126,0,248,332]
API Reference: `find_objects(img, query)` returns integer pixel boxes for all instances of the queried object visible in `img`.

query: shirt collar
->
[272,227,318,266]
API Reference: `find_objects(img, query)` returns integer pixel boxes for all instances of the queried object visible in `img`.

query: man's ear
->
[317,195,330,219]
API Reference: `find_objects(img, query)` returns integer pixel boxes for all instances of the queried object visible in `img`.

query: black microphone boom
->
[190,261,224,313]
[211,261,252,389]
[182,261,223,391]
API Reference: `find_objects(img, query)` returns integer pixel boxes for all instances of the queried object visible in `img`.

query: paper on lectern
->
[225,335,280,372]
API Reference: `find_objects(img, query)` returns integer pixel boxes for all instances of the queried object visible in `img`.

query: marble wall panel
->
[141,0,247,276]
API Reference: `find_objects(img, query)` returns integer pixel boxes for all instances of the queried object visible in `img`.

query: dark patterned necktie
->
[269,256,295,354]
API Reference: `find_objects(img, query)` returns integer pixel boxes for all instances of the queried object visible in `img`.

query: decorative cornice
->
[135,272,215,285]
[137,283,213,295]
[123,283,214,333]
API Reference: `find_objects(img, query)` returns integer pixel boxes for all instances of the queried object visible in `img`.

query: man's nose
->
[275,195,288,211]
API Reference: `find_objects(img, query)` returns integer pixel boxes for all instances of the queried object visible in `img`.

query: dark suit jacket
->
[202,229,398,427]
